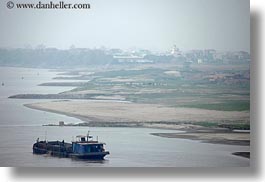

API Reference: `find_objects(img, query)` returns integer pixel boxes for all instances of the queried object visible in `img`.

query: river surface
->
[0,67,250,167]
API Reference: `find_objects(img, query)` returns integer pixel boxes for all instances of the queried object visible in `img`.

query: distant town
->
[0,45,250,67]
[0,45,250,87]
[109,45,250,65]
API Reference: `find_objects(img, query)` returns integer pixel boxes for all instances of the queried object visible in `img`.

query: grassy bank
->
[178,100,250,111]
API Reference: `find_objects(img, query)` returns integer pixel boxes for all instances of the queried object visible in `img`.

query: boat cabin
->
[72,135,105,154]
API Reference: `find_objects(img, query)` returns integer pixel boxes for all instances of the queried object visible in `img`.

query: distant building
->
[197,59,203,64]
[59,121,64,126]
[171,45,182,57]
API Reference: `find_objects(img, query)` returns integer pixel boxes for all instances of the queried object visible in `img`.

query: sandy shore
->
[151,129,250,158]
[151,131,250,146]
[25,100,250,124]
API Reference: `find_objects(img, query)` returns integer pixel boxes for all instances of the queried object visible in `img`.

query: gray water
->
[0,67,250,167]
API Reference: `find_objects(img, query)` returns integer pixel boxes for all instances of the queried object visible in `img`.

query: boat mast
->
[45,130,47,141]
[87,130,90,141]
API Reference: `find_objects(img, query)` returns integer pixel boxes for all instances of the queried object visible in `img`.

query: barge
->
[33,132,110,160]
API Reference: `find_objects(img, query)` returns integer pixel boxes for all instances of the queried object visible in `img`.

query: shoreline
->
[150,131,250,146]
[24,103,250,141]
[24,102,249,131]
[150,129,250,159]
[24,102,205,130]
[23,100,250,123]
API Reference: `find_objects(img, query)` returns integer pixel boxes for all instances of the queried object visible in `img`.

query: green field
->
[65,64,250,112]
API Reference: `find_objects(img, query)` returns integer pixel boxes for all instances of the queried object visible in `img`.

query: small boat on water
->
[33,132,110,160]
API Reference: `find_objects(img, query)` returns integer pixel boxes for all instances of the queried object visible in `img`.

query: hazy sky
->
[0,0,249,52]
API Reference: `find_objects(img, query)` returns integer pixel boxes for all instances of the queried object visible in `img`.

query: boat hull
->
[69,152,110,160]
[33,141,109,160]
[33,146,47,154]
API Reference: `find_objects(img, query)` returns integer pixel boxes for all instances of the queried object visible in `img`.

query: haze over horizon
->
[0,0,249,52]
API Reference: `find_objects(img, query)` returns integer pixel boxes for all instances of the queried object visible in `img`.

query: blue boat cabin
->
[72,135,105,154]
